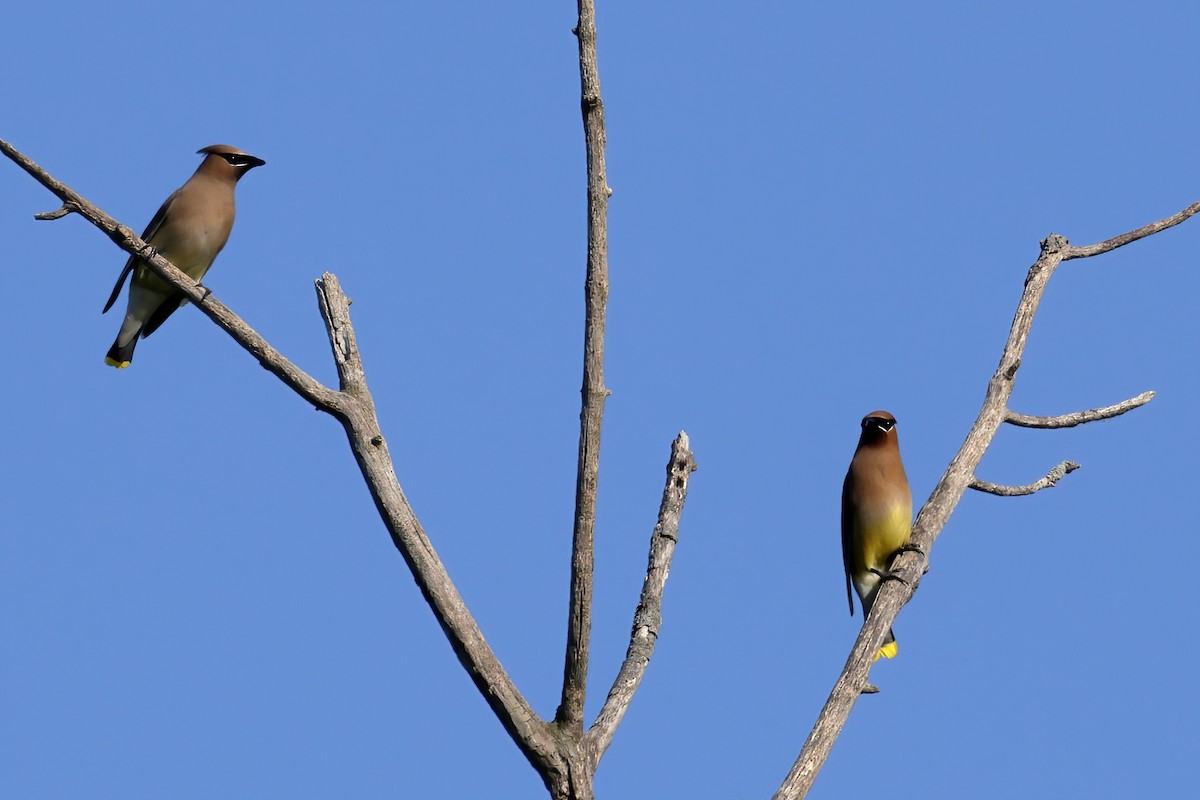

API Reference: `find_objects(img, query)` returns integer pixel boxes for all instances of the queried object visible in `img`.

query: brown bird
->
[102,144,265,368]
[841,410,913,660]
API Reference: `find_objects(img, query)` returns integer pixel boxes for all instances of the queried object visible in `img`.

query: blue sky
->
[3,2,1197,798]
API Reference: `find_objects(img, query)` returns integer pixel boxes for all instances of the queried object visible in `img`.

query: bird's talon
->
[869,567,911,588]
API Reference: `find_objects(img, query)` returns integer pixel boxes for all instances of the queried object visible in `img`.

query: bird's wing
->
[841,471,856,616]
[102,193,174,314]
[139,292,186,339]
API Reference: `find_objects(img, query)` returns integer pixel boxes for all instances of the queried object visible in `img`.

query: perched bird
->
[102,144,265,368]
[841,410,913,661]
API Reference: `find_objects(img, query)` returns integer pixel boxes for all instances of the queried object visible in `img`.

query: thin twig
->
[1005,391,1155,428]
[585,432,696,766]
[775,199,1200,799]
[1064,202,1200,259]
[34,203,76,220]
[970,461,1081,496]
[558,0,611,733]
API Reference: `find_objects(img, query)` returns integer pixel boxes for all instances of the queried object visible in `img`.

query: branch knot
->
[1040,233,1069,253]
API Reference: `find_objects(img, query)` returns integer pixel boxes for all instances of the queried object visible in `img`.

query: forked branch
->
[773,204,1193,799]
[3,3,694,794]
[0,134,561,779]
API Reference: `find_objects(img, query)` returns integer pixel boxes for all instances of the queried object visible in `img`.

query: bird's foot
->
[895,542,930,575]
[869,566,911,588]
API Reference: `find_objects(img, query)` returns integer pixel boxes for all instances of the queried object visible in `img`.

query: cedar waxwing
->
[102,144,265,368]
[842,410,913,661]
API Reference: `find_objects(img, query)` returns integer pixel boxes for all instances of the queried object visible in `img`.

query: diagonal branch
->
[1064,202,1200,259]
[774,199,1200,800]
[558,0,611,732]
[318,283,556,776]
[1005,391,1155,428]
[0,137,342,414]
[970,460,1081,496]
[0,136,564,788]
[773,235,1074,800]
[584,432,696,767]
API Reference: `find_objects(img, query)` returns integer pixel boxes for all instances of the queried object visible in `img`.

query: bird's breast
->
[848,483,912,575]
[154,215,233,279]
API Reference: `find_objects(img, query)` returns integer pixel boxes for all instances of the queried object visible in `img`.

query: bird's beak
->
[244,155,266,168]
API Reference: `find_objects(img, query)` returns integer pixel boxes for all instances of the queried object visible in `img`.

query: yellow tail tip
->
[874,641,898,661]
[105,357,131,369]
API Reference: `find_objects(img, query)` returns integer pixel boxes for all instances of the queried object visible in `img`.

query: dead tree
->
[3,1,1195,797]
[0,3,697,800]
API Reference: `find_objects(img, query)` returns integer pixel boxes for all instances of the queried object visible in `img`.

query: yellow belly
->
[855,504,912,573]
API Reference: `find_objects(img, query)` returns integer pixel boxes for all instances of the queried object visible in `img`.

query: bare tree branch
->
[1005,391,1155,428]
[970,461,1081,496]
[585,432,696,766]
[775,236,1072,799]
[0,135,568,789]
[1064,202,1200,259]
[314,278,555,761]
[320,311,561,784]
[315,273,369,396]
[0,137,344,415]
[774,200,1200,799]
[34,202,77,220]
[558,0,611,733]
[5,6,693,792]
